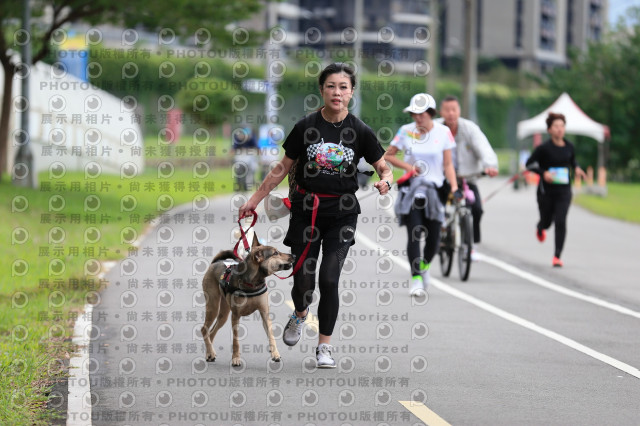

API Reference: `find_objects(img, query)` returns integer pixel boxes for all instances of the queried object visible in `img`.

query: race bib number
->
[548,167,569,184]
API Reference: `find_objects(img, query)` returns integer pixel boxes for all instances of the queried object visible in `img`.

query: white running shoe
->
[420,269,430,290]
[283,310,307,347]
[409,276,425,296]
[316,343,336,368]
[471,249,481,262]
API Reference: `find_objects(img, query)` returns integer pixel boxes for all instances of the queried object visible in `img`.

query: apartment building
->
[255,0,434,73]
[441,0,608,73]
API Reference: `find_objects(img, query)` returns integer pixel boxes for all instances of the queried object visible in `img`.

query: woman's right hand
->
[239,197,259,219]
[407,165,422,174]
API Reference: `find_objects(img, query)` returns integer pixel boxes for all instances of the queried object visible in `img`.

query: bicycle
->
[438,177,477,281]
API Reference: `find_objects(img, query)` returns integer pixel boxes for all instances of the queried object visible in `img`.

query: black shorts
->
[283,212,358,247]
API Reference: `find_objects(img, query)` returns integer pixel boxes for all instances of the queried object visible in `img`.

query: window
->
[539,0,556,51]
[515,0,523,48]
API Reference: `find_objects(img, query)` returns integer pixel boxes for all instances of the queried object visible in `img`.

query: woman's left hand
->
[374,180,391,195]
[575,167,588,181]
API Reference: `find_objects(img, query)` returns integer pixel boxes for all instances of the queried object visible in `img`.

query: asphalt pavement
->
[76,177,640,425]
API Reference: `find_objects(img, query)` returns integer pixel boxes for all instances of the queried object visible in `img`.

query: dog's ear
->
[251,232,261,249]
[252,249,264,264]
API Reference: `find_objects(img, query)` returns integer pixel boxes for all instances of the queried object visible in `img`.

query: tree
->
[544,8,640,180]
[175,76,241,128]
[0,0,264,181]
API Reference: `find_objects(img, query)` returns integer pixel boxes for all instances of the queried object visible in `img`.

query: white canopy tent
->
[517,92,610,143]
[517,92,610,192]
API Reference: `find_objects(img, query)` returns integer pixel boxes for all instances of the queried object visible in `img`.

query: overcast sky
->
[608,0,640,25]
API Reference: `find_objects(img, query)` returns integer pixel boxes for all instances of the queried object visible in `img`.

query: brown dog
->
[200,233,294,366]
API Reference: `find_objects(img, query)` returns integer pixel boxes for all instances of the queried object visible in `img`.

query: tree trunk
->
[0,65,15,181]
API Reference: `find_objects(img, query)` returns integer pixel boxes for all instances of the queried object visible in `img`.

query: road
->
[76,177,640,425]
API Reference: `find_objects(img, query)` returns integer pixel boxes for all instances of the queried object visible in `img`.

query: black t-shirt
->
[526,139,578,193]
[283,111,385,216]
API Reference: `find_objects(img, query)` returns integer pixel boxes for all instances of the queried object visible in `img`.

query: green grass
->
[143,134,232,160]
[574,182,640,223]
[495,149,517,176]
[1,165,241,424]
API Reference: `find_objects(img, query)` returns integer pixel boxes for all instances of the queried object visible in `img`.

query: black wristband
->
[383,180,391,190]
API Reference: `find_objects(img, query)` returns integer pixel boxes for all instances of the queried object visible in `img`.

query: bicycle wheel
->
[439,226,454,277]
[457,210,473,281]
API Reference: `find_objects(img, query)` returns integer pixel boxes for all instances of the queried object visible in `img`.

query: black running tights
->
[403,201,442,276]
[537,189,572,258]
[289,215,355,336]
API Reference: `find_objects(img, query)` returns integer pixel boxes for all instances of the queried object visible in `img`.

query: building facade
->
[245,0,607,74]
[441,0,608,73]
[257,0,435,73]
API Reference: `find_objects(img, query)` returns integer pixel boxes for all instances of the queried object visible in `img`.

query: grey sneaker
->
[315,343,336,368]
[283,309,307,346]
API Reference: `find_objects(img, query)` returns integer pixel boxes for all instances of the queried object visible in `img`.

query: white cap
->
[403,93,436,114]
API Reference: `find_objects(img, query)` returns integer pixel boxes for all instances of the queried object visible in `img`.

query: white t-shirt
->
[391,121,456,187]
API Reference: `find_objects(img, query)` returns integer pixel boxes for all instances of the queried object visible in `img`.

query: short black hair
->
[441,95,460,104]
[546,112,566,129]
[319,62,356,89]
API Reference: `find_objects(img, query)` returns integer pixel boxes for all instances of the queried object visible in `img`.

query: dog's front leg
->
[259,306,281,362]
[231,313,243,366]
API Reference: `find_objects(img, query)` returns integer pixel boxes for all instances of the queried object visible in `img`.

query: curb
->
[64,197,217,425]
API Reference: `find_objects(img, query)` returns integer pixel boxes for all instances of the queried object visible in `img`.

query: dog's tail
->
[212,250,238,263]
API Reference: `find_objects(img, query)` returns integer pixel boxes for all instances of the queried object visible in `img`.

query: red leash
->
[282,193,319,278]
[233,210,258,260]
[278,187,339,278]
[482,171,530,204]
[233,188,338,279]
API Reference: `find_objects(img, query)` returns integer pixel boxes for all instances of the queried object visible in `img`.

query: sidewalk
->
[477,177,640,308]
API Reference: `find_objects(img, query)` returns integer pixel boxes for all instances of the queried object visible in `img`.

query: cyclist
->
[437,95,498,260]
[385,93,459,296]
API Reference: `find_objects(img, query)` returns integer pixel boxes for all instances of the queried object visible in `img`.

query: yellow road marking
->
[285,300,318,332]
[398,401,451,426]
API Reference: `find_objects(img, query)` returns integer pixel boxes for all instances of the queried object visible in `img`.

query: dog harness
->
[219,261,267,298]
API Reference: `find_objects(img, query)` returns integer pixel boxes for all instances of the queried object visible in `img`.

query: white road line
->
[357,232,640,380]
[479,253,640,319]
[372,201,640,320]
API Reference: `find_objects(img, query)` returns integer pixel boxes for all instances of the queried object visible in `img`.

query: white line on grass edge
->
[66,227,156,425]
[67,302,93,426]
[65,203,193,425]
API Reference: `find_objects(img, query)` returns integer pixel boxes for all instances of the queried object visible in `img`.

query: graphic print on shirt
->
[306,138,355,175]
